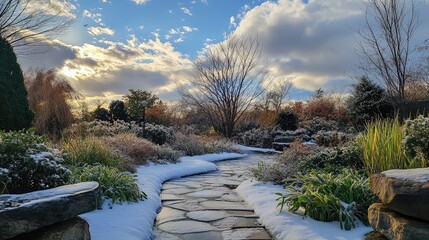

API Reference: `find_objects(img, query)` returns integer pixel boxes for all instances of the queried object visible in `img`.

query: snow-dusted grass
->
[80,152,247,240]
[236,180,373,240]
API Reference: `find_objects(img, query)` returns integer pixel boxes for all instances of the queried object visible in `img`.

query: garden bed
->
[236,180,373,240]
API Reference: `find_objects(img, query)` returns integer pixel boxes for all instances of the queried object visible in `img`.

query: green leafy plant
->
[70,165,146,206]
[357,118,426,174]
[276,170,377,230]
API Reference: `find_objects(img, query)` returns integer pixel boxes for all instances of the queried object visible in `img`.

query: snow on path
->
[236,180,373,240]
[235,144,280,154]
[80,152,247,240]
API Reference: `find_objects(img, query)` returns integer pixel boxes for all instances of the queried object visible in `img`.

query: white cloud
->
[132,0,150,5]
[19,35,193,104]
[224,0,364,92]
[87,27,115,36]
[181,7,192,16]
[25,0,77,19]
[182,26,197,32]
[174,37,184,43]
[82,9,103,24]
[229,16,236,28]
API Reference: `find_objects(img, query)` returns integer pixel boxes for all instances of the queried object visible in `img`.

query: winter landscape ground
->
[1,0,429,240]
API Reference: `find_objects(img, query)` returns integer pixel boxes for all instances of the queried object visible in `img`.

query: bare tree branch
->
[0,0,74,49]
[356,0,419,100]
[178,35,270,137]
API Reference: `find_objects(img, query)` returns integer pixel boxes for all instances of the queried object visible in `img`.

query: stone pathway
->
[154,154,275,240]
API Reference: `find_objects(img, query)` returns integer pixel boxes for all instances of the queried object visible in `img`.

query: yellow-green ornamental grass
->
[357,118,426,174]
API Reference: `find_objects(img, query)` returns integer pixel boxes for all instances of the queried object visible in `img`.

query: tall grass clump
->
[62,136,129,172]
[357,118,425,174]
[276,170,377,230]
[70,165,146,206]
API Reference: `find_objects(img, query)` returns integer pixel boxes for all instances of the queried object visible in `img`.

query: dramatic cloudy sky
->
[18,0,429,105]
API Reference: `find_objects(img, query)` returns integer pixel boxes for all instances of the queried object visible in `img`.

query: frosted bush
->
[313,131,354,147]
[300,117,340,135]
[0,129,69,194]
[237,128,272,148]
[142,123,174,145]
[66,120,140,137]
[403,115,429,162]
[66,120,174,145]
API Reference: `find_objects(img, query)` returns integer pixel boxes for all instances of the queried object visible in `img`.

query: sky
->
[17,0,429,106]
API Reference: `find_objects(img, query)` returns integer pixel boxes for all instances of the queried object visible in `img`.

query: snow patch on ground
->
[383,167,429,183]
[235,145,280,154]
[80,153,247,240]
[236,180,373,240]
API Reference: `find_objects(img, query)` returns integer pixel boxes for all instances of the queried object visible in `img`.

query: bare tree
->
[356,0,419,100]
[0,0,74,47]
[179,35,270,137]
[266,77,293,113]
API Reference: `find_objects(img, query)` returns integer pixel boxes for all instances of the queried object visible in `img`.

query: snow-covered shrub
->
[300,117,340,135]
[403,115,429,162]
[313,131,353,147]
[65,120,140,137]
[141,123,174,145]
[69,165,146,206]
[0,129,69,193]
[237,128,272,148]
[301,143,364,174]
[276,170,377,230]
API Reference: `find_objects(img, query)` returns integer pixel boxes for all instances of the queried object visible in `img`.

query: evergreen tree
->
[124,89,158,122]
[93,106,111,122]
[347,77,394,128]
[0,38,33,130]
[109,100,128,121]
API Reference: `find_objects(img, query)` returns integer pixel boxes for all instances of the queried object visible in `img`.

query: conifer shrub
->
[0,38,33,130]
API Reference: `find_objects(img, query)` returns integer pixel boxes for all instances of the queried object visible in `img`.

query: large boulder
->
[10,217,90,240]
[370,168,429,221]
[368,203,429,240]
[0,182,99,239]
